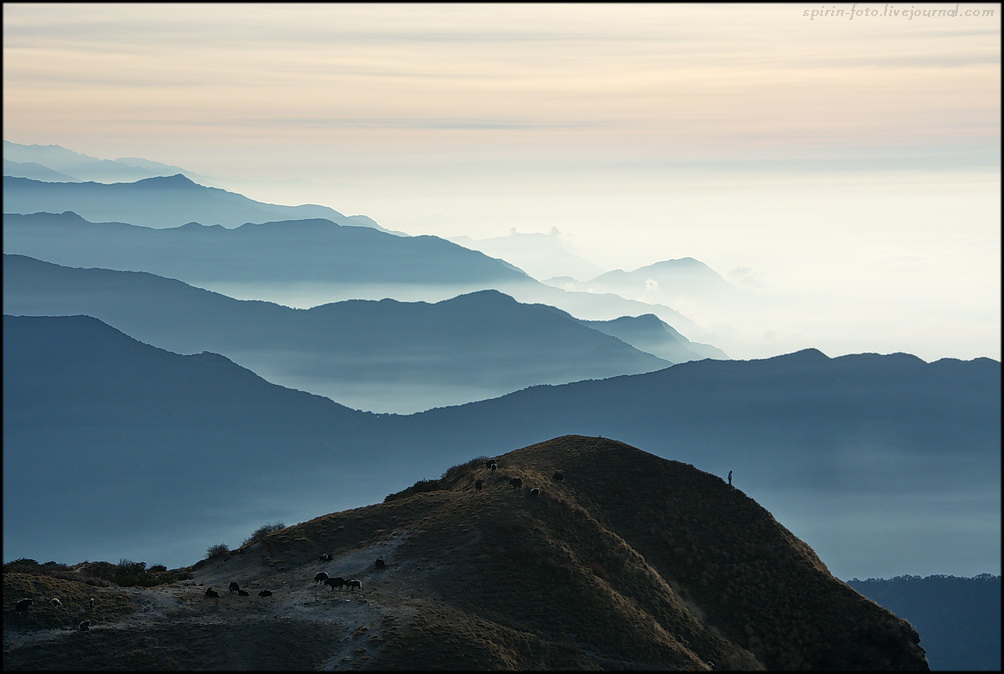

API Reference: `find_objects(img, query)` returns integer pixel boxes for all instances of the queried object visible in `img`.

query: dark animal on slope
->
[319,553,333,561]
[375,558,386,570]
[486,459,497,470]
[314,572,329,584]
[325,577,346,590]
[510,478,523,488]
[228,582,240,594]
[204,588,220,599]
[238,589,250,596]
[553,471,564,481]
[50,598,62,608]
[15,598,32,614]
[475,479,483,491]
[89,597,95,609]
[529,488,540,497]
[258,590,273,597]
[345,579,362,591]
[78,620,91,631]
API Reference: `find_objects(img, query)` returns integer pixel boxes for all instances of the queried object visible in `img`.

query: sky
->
[2,2,1001,362]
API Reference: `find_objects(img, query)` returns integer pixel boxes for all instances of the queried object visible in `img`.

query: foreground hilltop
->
[3,436,927,670]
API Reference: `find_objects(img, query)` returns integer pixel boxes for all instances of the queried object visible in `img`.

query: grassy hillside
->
[3,436,929,670]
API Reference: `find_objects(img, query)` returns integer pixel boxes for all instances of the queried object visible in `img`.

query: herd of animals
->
[10,458,570,634]
[14,596,94,632]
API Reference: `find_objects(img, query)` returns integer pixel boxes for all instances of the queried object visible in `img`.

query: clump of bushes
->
[205,543,230,559]
[241,521,286,547]
[2,557,191,587]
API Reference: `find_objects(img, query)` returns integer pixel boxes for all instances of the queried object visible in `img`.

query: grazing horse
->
[528,488,540,497]
[238,589,250,597]
[228,582,240,594]
[475,479,483,491]
[50,598,62,608]
[375,558,386,570]
[510,478,523,488]
[78,620,91,631]
[258,590,273,597]
[314,572,329,584]
[319,553,333,561]
[15,598,32,614]
[324,576,346,590]
[204,588,220,599]
[345,579,362,591]
[552,471,564,481]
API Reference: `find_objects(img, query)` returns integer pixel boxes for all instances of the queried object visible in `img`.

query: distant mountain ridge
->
[547,256,739,302]
[4,254,676,412]
[4,314,998,580]
[2,211,526,285]
[847,574,1000,671]
[583,313,727,362]
[2,211,722,353]
[3,139,214,185]
[2,175,392,231]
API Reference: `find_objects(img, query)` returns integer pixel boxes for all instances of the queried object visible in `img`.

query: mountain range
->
[4,139,211,184]
[4,254,696,412]
[2,174,391,231]
[2,435,929,671]
[4,314,998,580]
[2,209,721,349]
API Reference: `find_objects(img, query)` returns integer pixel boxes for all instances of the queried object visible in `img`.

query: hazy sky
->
[3,2,1001,360]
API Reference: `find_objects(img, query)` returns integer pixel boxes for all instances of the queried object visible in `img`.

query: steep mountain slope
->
[1,175,388,230]
[4,255,672,412]
[2,436,930,671]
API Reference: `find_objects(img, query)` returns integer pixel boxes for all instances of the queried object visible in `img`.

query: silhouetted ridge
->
[133,173,199,188]
[184,434,929,671]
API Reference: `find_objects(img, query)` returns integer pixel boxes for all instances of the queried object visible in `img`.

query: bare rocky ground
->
[4,533,440,670]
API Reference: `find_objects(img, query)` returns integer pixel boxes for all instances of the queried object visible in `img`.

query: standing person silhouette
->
[727,470,732,486]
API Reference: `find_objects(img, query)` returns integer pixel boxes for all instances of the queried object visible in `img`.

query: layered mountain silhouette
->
[2,175,390,231]
[2,211,526,286]
[4,315,998,580]
[3,211,719,347]
[3,158,80,182]
[4,255,680,412]
[2,435,929,670]
[3,140,200,183]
